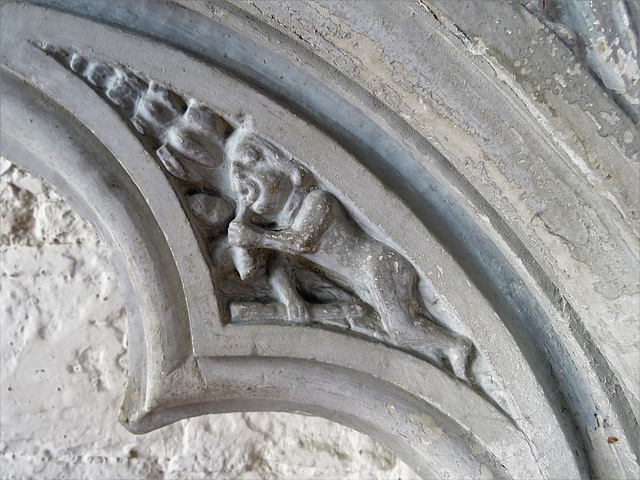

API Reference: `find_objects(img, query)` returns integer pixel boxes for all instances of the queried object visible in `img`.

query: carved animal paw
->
[285,298,310,323]
[446,338,473,382]
[228,220,253,247]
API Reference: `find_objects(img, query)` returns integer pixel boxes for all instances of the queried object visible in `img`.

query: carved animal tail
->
[39,45,229,187]
[41,46,158,121]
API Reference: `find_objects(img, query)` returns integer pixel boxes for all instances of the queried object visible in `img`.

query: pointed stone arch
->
[1,2,637,478]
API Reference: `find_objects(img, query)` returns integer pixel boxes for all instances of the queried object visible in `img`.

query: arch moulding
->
[1,1,638,478]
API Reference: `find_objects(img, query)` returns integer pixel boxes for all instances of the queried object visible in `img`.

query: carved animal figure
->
[49,47,477,382]
[227,135,310,322]
[226,128,474,380]
[49,48,231,192]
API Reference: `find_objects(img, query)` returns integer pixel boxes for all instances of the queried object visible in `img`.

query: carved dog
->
[226,128,474,380]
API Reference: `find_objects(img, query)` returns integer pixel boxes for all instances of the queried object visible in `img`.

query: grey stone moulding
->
[1,1,638,479]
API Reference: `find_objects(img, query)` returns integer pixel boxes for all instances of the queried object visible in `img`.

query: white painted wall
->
[0,159,417,479]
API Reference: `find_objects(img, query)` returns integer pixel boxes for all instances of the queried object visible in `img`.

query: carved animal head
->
[226,127,312,216]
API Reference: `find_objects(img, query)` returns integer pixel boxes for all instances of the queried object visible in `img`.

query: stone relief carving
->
[44,46,480,384]
[225,131,474,379]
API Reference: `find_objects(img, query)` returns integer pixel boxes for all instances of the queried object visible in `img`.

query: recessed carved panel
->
[43,46,483,385]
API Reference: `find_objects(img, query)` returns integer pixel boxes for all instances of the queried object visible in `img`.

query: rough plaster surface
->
[0,159,417,479]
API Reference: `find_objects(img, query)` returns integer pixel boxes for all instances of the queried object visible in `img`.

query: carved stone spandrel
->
[46,47,485,387]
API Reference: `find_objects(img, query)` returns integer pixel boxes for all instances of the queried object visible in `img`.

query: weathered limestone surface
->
[1,1,638,478]
[217,0,639,408]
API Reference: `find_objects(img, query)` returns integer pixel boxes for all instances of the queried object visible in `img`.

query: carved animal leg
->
[365,268,421,341]
[267,253,309,322]
[366,266,472,381]
[394,314,473,381]
[408,321,474,381]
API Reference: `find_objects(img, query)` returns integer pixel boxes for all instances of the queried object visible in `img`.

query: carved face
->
[250,169,293,215]
[231,159,294,218]
[228,131,308,220]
